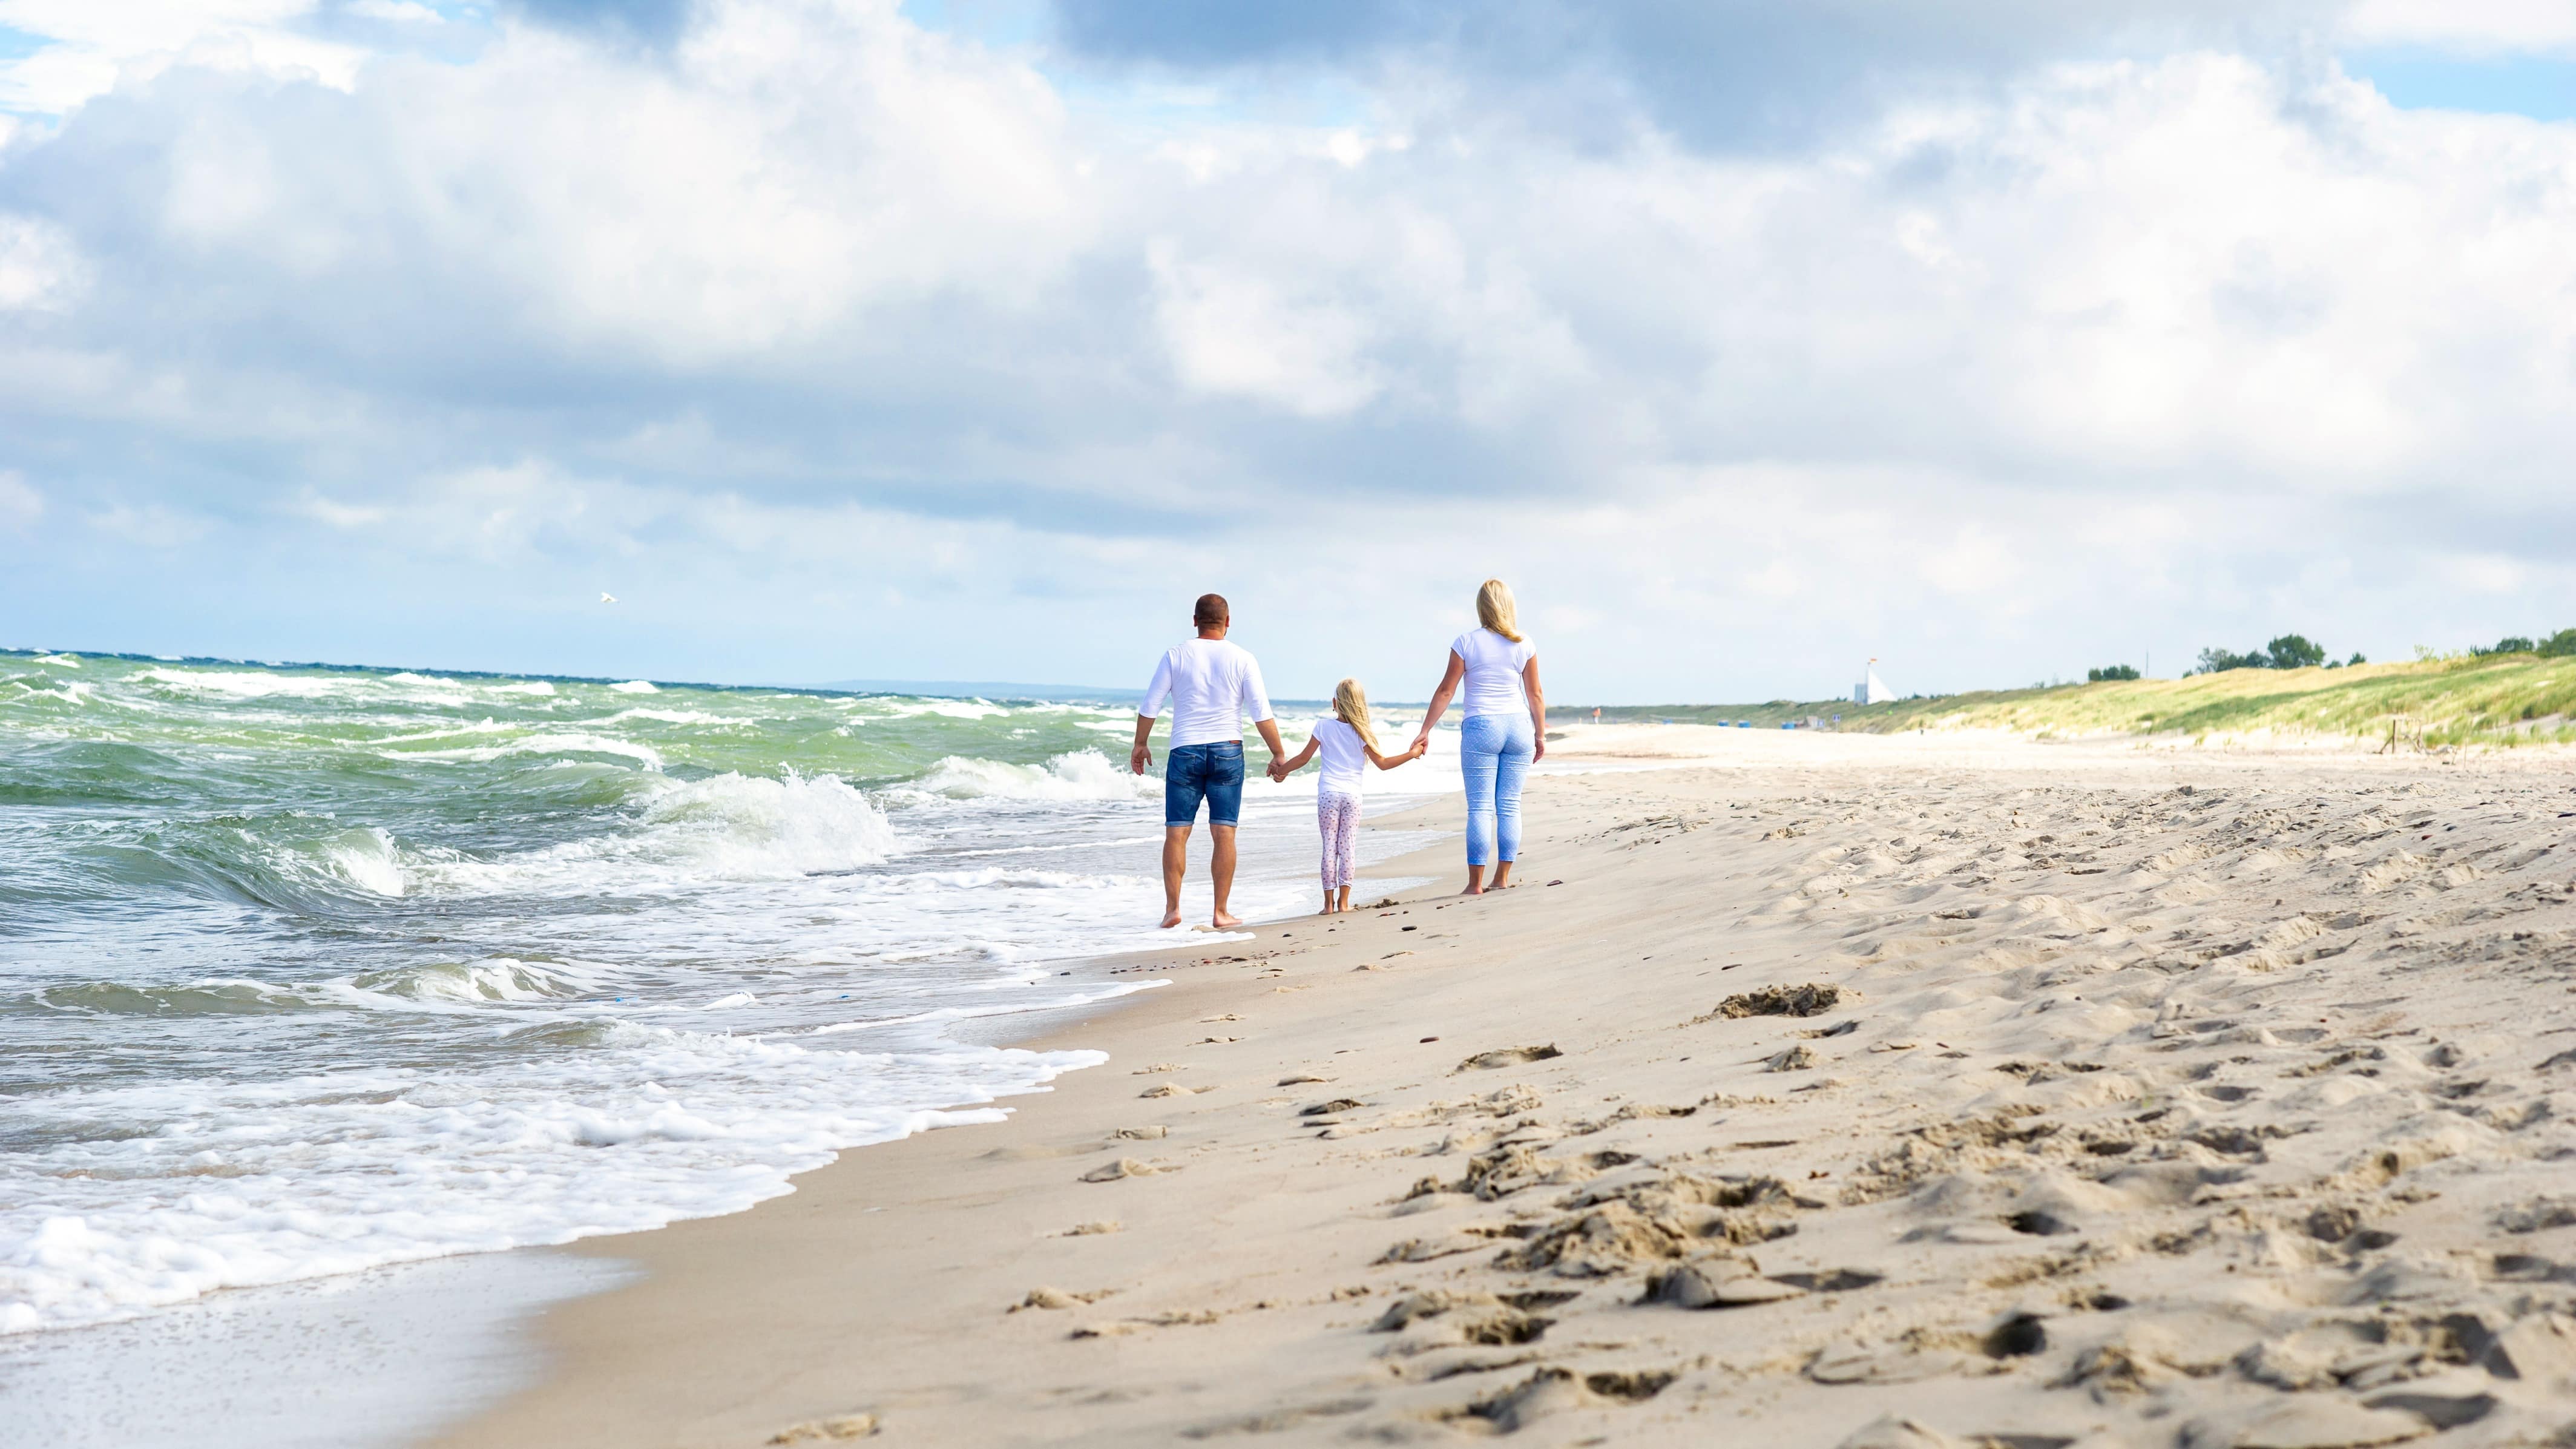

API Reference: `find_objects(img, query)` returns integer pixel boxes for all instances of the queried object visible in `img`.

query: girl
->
[1271,678,1425,913]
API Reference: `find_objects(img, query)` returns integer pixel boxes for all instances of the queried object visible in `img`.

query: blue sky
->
[3,1,2576,702]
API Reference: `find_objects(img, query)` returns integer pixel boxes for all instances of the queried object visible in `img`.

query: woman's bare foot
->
[1212,909,1243,930]
[1490,864,1516,890]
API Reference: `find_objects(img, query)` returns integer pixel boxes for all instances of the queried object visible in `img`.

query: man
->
[1130,593,1287,930]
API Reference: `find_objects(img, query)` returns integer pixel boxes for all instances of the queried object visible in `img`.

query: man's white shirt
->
[1140,639,1274,748]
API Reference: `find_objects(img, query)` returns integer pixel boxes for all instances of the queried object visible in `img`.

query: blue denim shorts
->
[1164,741,1245,827]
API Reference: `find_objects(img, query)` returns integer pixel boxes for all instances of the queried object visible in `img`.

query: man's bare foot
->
[1160,907,1183,928]
[1211,909,1243,930]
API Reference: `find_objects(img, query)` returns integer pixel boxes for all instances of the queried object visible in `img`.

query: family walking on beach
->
[1128,580,1548,929]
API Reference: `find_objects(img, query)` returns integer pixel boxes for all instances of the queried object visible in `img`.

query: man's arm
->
[1240,656,1281,766]
[1131,714,1158,775]
[1134,653,1174,775]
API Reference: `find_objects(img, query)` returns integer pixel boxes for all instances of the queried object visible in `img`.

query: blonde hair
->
[1476,579,1523,642]
[1332,678,1381,751]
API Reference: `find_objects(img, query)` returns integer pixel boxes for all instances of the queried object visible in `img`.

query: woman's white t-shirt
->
[1452,628,1537,719]
[1313,717,1367,796]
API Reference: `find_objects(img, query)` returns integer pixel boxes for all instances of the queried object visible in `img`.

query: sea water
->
[0,652,1444,1344]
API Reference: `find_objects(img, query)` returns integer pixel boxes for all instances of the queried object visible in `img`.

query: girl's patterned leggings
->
[1317,790,1361,890]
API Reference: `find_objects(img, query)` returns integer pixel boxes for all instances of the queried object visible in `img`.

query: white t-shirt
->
[1140,639,1274,749]
[1452,628,1537,718]
[1313,717,1368,796]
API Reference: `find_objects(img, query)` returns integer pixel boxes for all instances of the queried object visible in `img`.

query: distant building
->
[1854,664,1893,705]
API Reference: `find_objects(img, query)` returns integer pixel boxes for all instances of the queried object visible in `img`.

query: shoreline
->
[439,724,2576,1446]
[427,780,1478,1448]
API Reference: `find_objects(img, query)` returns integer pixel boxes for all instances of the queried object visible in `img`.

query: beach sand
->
[433,726,2576,1448]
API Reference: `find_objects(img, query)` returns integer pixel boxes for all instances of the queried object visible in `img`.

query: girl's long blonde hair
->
[1476,579,1523,642]
[1332,678,1381,751]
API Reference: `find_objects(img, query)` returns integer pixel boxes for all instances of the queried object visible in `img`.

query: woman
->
[1410,579,1545,895]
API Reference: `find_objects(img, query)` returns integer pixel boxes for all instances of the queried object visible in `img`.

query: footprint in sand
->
[765,1413,879,1443]
[1139,1082,1210,1098]
[1687,983,1847,1026]
[1080,1157,1176,1182]
[1454,1045,1562,1072]
[1010,1286,1116,1311]
[1449,1367,1673,1433]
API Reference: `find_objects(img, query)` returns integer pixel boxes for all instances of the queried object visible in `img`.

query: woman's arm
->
[1524,656,1547,763]
[1411,652,1466,751]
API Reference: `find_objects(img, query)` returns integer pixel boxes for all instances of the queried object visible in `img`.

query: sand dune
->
[436,729,2576,1448]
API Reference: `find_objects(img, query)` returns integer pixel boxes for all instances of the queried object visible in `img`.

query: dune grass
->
[1592,654,2576,748]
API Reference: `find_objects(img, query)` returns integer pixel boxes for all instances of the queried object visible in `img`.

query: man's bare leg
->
[1462,864,1487,896]
[1210,824,1241,929]
[1160,824,1192,928]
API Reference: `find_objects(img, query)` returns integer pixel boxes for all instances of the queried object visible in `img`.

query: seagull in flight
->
[600,592,618,604]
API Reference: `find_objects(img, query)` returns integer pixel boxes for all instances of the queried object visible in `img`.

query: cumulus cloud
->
[0,214,87,310]
[0,0,2573,694]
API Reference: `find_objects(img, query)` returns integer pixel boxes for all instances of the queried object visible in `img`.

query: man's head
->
[1194,593,1229,635]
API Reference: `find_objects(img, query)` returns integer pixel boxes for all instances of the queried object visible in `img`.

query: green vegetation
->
[2194,633,2335,674]
[2477,629,2576,658]
[2086,664,2139,682]
[1586,651,2576,748]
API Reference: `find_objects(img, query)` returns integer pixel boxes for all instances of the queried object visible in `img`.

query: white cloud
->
[346,0,441,21]
[0,215,88,311]
[2344,0,2576,54]
[2,1,2576,692]
[0,0,369,115]
[1150,243,1385,416]
[0,470,41,531]
[290,491,389,529]
[86,501,208,548]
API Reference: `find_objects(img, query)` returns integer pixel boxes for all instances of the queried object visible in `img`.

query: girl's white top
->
[1451,628,1537,718]
[1313,717,1368,796]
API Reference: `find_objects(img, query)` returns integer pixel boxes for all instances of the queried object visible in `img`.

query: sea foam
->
[912,750,1153,801]
[0,1026,1104,1334]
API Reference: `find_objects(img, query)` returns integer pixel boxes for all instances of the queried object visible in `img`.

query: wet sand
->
[433,726,2576,1448]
